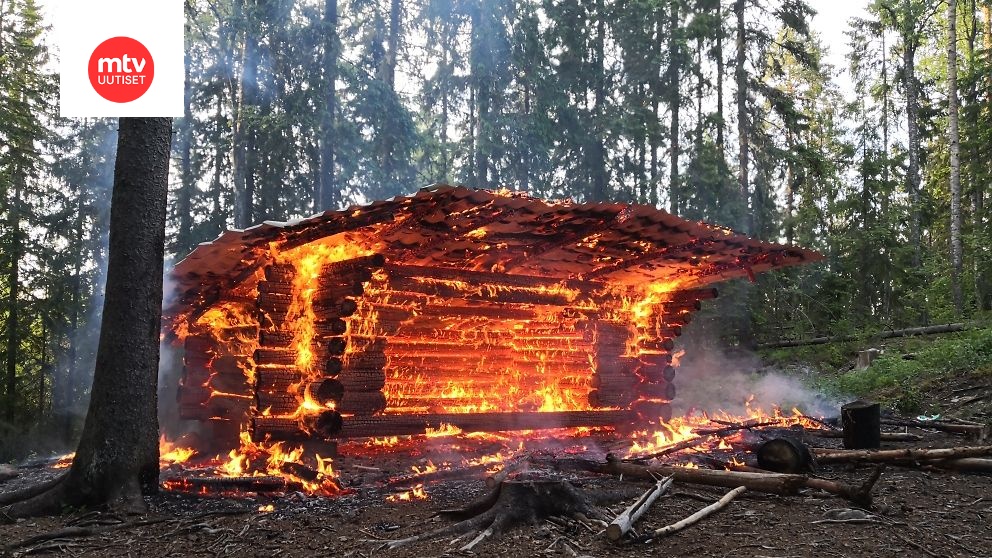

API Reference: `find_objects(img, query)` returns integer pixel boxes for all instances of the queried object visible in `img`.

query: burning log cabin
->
[164,186,819,447]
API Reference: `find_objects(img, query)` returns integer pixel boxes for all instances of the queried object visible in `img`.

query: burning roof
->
[165,184,820,332]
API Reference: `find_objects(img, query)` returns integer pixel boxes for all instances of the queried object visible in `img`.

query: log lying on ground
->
[880,417,989,439]
[173,475,302,493]
[541,455,880,506]
[640,486,746,541]
[810,445,992,464]
[808,430,922,442]
[927,457,992,472]
[607,476,673,541]
[757,322,970,349]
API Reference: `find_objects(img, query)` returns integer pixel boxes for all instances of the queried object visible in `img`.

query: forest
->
[0,0,990,460]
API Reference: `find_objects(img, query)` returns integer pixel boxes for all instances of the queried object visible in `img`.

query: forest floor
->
[3,333,992,558]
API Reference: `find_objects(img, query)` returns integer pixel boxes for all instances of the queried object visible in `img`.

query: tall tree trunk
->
[978,2,992,310]
[949,0,963,314]
[590,0,608,201]
[668,0,681,214]
[318,0,339,211]
[881,27,892,319]
[177,20,195,255]
[3,118,172,517]
[786,132,795,245]
[715,0,725,152]
[903,0,922,267]
[734,0,749,232]
[379,0,401,182]
[5,183,21,421]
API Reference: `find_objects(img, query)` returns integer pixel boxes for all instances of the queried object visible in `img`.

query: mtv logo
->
[58,0,183,117]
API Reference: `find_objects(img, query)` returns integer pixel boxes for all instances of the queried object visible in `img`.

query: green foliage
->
[821,328,992,410]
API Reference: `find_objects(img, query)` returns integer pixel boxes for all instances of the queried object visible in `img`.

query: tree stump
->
[841,400,881,449]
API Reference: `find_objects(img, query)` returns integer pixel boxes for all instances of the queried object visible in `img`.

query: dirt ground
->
[2,424,991,558]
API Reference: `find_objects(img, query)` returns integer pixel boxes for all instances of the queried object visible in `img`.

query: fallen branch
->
[540,456,880,506]
[808,430,923,442]
[880,418,989,439]
[927,457,992,473]
[640,486,747,541]
[811,445,992,464]
[606,476,673,541]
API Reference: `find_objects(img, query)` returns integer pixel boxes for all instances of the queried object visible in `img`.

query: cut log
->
[257,280,294,296]
[254,348,297,366]
[637,381,676,401]
[256,392,300,414]
[638,353,673,366]
[756,438,812,473]
[606,476,673,541]
[643,486,745,541]
[305,378,345,405]
[588,389,636,408]
[338,391,387,415]
[257,291,293,308]
[256,367,301,392]
[314,318,348,336]
[342,352,387,370]
[323,357,343,376]
[811,445,992,463]
[639,364,677,383]
[322,253,385,276]
[336,368,386,391]
[631,400,673,422]
[639,338,676,352]
[879,417,989,439]
[317,268,373,287]
[841,400,881,449]
[259,330,295,348]
[928,457,992,472]
[312,298,359,319]
[313,282,365,302]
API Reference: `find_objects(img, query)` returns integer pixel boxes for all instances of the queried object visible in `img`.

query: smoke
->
[672,332,840,419]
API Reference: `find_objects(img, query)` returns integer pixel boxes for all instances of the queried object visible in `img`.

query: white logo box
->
[58,0,184,117]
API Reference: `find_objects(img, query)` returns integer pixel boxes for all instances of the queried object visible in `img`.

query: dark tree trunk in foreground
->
[2,118,172,517]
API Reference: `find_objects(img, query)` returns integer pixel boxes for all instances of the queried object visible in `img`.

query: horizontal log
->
[305,378,345,405]
[184,335,220,356]
[175,475,302,493]
[208,371,250,394]
[312,299,359,319]
[259,330,295,348]
[254,348,296,366]
[589,373,638,389]
[337,368,387,391]
[314,317,349,336]
[810,445,992,464]
[663,299,702,312]
[342,352,387,370]
[323,357,343,376]
[639,338,676,352]
[638,381,676,400]
[384,263,612,296]
[256,392,301,414]
[638,353,673,366]
[257,291,293,308]
[588,389,636,408]
[595,357,638,374]
[337,410,638,437]
[313,281,365,301]
[321,254,385,276]
[338,391,387,415]
[670,288,718,302]
[264,263,296,282]
[639,364,677,383]
[383,277,575,306]
[256,367,302,392]
[257,280,294,296]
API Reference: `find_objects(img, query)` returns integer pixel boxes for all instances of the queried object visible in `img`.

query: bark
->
[903,0,922,267]
[644,486,746,540]
[607,476,672,540]
[318,0,339,211]
[734,0,749,232]
[715,0,725,151]
[590,0,608,201]
[811,445,992,463]
[4,183,21,421]
[176,19,195,255]
[3,118,172,518]
[949,0,963,314]
[668,0,681,214]
[379,0,401,179]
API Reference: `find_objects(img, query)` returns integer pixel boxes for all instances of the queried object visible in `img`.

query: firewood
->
[606,476,673,541]
[178,475,302,493]
[810,445,992,463]
[641,486,745,541]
